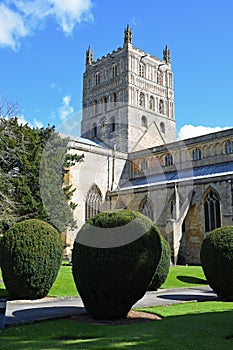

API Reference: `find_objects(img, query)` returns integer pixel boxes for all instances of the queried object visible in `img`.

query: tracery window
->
[139,62,145,78]
[204,189,221,233]
[192,148,202,160]
[95,72,100,85]
[85,184,102,221]
[112,92,117,106]
[92,122,97,138]
[93,100,98,114]
[112,64,117,77]
[225,140,233,154]
[157,69,163,85]
[102,96,107,112]
[139,198,154,221]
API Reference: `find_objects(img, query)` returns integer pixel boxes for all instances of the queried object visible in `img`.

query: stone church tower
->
[81,25,176,152]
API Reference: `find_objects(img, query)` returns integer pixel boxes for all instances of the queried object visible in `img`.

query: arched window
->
[165,153,173,166]
[112,92,117,106]
[93,100,98,114]
[159,99,164,114]
[139,92,145,107]
[85,184,102,221]
[192,148,202,160]
[92,122,97,138]
[139,62,146,78]
[139,198,154,221]
[112,64,117,77]
[102,96,107,112]
[141,115,147,128]
[109,116,115,133]
[204,189,221,233]
[149,96,155,110]
[225,141,233,154]
[160,122,165,134]
[95,72,100,85]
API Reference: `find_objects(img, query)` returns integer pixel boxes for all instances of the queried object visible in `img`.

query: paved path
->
[4,286,217,326]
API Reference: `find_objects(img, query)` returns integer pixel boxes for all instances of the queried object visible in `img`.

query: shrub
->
[149,235,171,290]
[72,210,162,320]
[200,226,233,300]
[0,219,63,299]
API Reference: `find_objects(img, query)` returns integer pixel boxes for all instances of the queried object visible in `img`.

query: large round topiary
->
[200,226,233,300]
[72,210,162,320]
[0,219,63,300]
[149,235,171,290]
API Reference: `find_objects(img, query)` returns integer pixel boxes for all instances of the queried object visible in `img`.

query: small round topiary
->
[0,219,63,300]
[200,226,233,300]
[72,210,162,320]
[149,235,171,290]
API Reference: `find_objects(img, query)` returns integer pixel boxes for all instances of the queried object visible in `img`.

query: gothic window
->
[139,198,154,221]
[165,153,173,166]
[141,159,148,171]
[112,64,117,77]
[157,69,163,85]
[204,189,221,233]
[109,116,115,133]
[93,100,98,114]
[139,92,145,107]
[95,72,100,85]
[160,122,165,134]
[225,140,233,154]
[141,115,147,128]
[192,148,202,160]
[102,96,107,112]
[149,96,155,111]
[112,92,117,106]
[92,122,97,138]
[85,184,102,221]
[159,99,164,114]
[139,62,145,78]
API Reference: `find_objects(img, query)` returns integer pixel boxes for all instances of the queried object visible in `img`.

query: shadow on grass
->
[176,275,208,285]
[0,288,9,298]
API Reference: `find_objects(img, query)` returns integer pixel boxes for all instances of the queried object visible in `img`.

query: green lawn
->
[0,264,208,298]
[0,302,232,349]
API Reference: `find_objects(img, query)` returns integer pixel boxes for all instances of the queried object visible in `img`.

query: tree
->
[0,98,84,234]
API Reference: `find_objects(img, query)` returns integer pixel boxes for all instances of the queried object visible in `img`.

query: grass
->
[0,302,232,349]
[0,264,207,298]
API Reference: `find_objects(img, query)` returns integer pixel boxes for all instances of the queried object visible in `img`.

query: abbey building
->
[65,26,233,264]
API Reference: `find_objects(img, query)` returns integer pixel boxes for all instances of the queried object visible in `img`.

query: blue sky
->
[0,0,232,139]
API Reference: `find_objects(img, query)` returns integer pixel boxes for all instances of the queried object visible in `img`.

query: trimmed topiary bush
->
[0,219,63,300]
[72,210,162,320]
[149,235,171,290]
[200,226,233,300]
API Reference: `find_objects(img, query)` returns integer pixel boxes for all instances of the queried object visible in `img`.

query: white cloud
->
[0,4,28,50]
[33,118,44,128]
[58,95,74,120]
[0,0,93,50]
[178,124,231,140]
[16,114,29,125]
[50,82,62,92]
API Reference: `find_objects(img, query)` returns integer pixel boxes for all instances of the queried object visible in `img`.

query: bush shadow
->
[176,275,208,285]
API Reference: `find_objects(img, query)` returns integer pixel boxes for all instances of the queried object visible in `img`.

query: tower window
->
[225,140,233,154]
[160,122,165,134]
[102,96,107,112]
[139,62,145,78]
[149,96,155,111]
[112,92,117,106]
[157,69,163,85]
[165,153,173,166]
[192,148,202,160]
[204,189,221,233]
[139,92,145,107]
[141,115,147,128]
[93,100,98,114]
[112,64,117,77]
[109,116,115,133]
[92,122,97,138]
[159,99,164,114]
[95,72,100,85]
